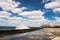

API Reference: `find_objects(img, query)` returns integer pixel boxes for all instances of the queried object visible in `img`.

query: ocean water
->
[0,29,51,40]
[0,27,15,30]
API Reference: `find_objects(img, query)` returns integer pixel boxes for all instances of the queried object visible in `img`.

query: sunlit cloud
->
[55,17,60,22]
[0,11,12,17]
[20,10,44,20]
[44,0,60,14]
[0,0,59,27]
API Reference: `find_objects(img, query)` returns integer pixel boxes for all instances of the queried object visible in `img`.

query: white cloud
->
[5,10,46,27]
[21,7,27,10]
[0,17,24,26]
[21,10,44,16]
[0,0,57,27]
[0,18,15,26]
[0,11,12,17]
[6,0,12,2]
[16,24,29,29]
[54,0,60,2]
[0,0,54,27]
[0,0,27,14]
[11,8,22,13]
[42,0,52,3]
[55,17,60,22]
[7,10,51,27]
[45,2,60,9]
[0,0,47,27]
[44,0,60,13]
[0,0,28,26]
[53,8,60,13]
[11,7,27,14]
[7,17,22,25]
[44,0,60,25]
[20,10,44,20]
[22,18,50,27]
[3,10,49,27]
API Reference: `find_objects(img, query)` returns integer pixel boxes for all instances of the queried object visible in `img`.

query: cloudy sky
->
[0,0,60,27]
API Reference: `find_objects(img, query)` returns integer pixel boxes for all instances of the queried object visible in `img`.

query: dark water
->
[0,29,52,40]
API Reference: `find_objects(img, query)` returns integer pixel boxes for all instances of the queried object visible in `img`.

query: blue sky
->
[14,0,59,20]
[0,0,60,27]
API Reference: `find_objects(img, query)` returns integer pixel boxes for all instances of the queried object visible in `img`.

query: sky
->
[0,0,60,27]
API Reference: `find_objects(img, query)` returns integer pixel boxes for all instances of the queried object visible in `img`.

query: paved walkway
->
[52,37,60,40]
[0,28,59,40]
[0,29,47,40]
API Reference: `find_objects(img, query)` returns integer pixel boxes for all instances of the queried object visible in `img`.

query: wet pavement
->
[0,29,54,40]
